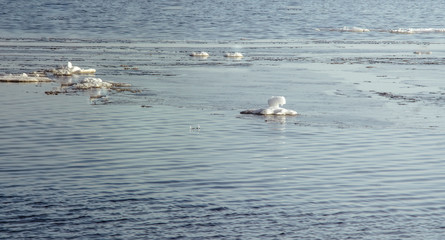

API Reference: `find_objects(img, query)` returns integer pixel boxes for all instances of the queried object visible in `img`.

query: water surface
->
[2,1,445,239]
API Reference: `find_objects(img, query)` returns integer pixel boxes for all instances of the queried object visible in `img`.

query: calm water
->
[2,1,445,239]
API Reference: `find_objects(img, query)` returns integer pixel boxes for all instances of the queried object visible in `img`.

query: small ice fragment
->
[413,51,432,55]
[224,52,243,58]
[389,28,414,34]
[190,51,209,57]
[390,28,445,34]
[241,96,297,116]
[339,26,370,32]
[190,124,201,130]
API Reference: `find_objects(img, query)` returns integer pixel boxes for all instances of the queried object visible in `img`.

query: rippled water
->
[2,0,445,239]
[2,0,445,41]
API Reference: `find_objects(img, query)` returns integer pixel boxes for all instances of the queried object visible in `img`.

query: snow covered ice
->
[73,77,113,89]
[240,96,297,116]
[224,52,243,58]
[0,73,52,83]
[189,52,210,57]
[52,62,96,76]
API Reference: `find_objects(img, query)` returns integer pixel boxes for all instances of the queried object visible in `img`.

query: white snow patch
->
[52,62,96,76]
[241,96,297,116]
[0,73,52,83]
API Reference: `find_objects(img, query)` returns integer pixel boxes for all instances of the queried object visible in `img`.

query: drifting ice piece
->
[240,96,297,116]
[224,52,243,58]
[73,77,113,89]
[339,26,370,32]
[0,73,52,83]
[189,52,210,57]
[52,62,96,76]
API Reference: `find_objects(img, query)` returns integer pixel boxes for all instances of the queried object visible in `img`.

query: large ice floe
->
[51,62,96,76]
[240,96,297,115]
[0,73,52,83]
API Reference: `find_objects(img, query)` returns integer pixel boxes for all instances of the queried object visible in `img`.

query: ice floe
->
[339,26,370,32]
[240,96,297,116]
[318,26,445,34]
[224,52,243,58]
[413,51,432,55]
[389,28,445,34]
[189,51,209,57]
[1,61,142,105]
[0,73,52,83]
[52,62,96,76]
[73,77,113,89]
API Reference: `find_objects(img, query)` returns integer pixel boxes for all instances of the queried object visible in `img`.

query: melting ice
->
[241,96,297,116]
[73,77,113,89]
[0,73,52,82]
[52,62,96,76]
[189,52,209,57]
[224,52,243,58]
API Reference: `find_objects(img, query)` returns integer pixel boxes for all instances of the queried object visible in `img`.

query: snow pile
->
[240,96,297,116]
[0,73,52,83]
[73,77,113,89]
[224,52,243,58]
[52,62,96,76]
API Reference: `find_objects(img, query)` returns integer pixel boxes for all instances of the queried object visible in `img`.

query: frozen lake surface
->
[2,0,445,239]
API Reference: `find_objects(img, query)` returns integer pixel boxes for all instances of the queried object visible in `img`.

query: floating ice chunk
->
[224,52,243,58]
[190,124,201,131]
[320,27,445,34]
[389,28,415,34]
[339,26,370,32]
[389,28,445,34]
[189,51,209,57]
[0,73,52,83]
[413,51,432,55]
[73,77,113,89]
[52,62,96,76]
[241,96,297,116]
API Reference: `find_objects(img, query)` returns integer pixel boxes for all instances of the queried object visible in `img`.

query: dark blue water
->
[2,0,445,41]
[2,1,445,239]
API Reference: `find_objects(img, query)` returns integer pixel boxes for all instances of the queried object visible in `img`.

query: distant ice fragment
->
[189,52,209,57]
[413,51,432,55]
[241,96,297,116]
[389,28,415,34]
[52,62,96,76]
[190,124,201,130]
[389,28,445,34]
[339,26,370,32]
[0,73,52,83]
[224,52,243,58]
